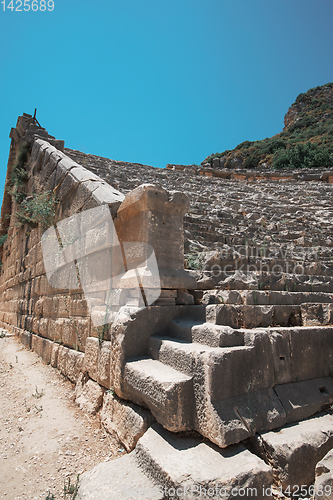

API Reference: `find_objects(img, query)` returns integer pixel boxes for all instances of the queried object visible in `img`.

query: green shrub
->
[0,234,8,247]
[15,191,59,230]
[11,142,29,187]
[202,82,333,170]
[273,142,333,169]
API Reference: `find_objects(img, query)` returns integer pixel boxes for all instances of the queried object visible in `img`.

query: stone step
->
[148,333,245,375]
[206,304,302,329]
[77,424,274,500]
[148,317,333,449]
[217,271,333,293]
[124,358,194,432]
[219,290,333,306]
[149,335,211,375]
[135,424,273,500]
[169,319,244,347]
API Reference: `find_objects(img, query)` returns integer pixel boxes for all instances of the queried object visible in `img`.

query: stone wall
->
[0,115,124,355]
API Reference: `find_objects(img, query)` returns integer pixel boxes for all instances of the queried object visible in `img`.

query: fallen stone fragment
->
[75,373,104,415]
[100,392,155,451]
[315,449,333,500]
[250,412,333,490]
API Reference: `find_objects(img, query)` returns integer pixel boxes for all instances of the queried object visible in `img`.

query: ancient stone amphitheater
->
[1,114,333,499]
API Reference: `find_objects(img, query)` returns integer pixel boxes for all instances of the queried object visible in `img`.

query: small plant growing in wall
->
[0,233,8,247]
[9,142,30,203]
[15,191,59,231]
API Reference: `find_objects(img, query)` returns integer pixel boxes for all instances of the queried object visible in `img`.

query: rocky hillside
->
[203,82,333,170]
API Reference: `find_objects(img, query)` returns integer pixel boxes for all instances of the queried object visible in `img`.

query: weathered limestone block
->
[191,322,244,347]
[98,341,112,389]
[30,139,50,172]
[301,303,333,326]
[38,317,49,338]
[90,182,125,218]
[39,275,52,296]
[83,337,99,381]
[58,296,70,318]
[206,304,239,328]
[35,260,45,276]
[42,296,59,317]
[31,334,52,363]
[208,332,275,401]
[31,333,39,354]
[75,318,90,351]
[61,318,76,348]
[57,345,69,376]
[124,358,194,432]
[21,330,32,348]
[77,453,163,500]
[75,373,104,415]
[239,305,274,328]
[289,327,333,381]
[40,337,53,364]
[34,298,44,317]
[114,184,196,290]
[51,343,59,367]
[66,349,84,384]
[100,392,155,451]
[269,329,292,385]
[32,316,39,334]
[70,298,88,317]
[48,318,63,343]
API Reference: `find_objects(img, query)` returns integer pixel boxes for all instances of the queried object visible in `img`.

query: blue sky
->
[1,0,332,197]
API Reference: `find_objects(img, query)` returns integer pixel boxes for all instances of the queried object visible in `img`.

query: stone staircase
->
[117,299,333,450]
[77,423,273,500]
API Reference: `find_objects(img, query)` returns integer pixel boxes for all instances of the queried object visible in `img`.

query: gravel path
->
[0,332,124,500]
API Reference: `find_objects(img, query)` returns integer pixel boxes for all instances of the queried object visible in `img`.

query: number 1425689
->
[1,0,54,11]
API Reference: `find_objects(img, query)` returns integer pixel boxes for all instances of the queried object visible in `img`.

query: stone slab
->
[83,337,100,382]
[274,377,333,423]
[124,358,194,432]
[77,453,163,500]
[253,412,333,489]
[191,322,244,347]
[136,424,273,500]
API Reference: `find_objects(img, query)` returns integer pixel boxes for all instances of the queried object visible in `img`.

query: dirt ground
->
[0,331,124,500]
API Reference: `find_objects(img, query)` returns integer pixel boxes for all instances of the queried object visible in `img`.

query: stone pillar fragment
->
[114,184,196,290]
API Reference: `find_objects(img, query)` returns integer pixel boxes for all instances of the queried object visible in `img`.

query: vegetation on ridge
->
[203,82,333,169]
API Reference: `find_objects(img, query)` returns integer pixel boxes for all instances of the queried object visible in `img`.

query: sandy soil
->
[0,332,124,500]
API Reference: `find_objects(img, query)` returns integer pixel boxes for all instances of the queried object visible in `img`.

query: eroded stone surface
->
[251,413,333,489]
[100,392,155,451]
[75,373,104,415]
